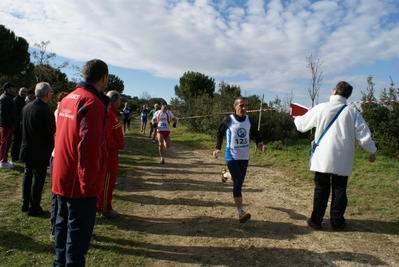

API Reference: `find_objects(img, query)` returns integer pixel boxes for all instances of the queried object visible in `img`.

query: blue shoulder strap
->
[315,104,347,146]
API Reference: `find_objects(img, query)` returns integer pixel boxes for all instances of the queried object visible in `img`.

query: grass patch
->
[172,124,215,150]
[1,120,398,266]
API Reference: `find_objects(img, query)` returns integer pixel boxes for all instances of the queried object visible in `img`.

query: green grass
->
[172,124,216,150]
[0,122,398,266]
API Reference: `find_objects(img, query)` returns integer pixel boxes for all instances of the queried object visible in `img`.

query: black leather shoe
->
[307,218,322,230]
[22,206,29,212]
[28,209,50,217]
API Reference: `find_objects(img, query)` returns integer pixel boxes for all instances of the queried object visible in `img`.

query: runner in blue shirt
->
[121,102,132,135]
[140,104,149,134]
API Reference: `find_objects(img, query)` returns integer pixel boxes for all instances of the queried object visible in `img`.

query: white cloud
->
[0,0,398,103]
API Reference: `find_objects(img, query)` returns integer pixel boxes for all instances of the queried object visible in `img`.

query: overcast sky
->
[1,0,398,106]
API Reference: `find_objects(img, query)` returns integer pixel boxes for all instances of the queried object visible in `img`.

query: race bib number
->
[159,122,168,128]
[234,138,248,146]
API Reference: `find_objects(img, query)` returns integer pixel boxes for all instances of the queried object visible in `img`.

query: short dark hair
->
[335,81,353,99]
[27,89,35,95]
[82,59,108,84]
[234,96,248,105]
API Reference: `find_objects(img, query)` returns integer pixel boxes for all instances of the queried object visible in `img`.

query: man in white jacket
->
[294,81,376,231]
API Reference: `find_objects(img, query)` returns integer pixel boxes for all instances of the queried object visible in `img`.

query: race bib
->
[233,138,248,147]
[159,122,168,128]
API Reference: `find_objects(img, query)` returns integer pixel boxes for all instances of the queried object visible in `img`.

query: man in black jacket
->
[20,82,55,216]
[0,82,17,169]
[11,87,27,162]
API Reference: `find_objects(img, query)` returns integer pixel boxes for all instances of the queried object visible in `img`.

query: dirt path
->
[118,128,399,267]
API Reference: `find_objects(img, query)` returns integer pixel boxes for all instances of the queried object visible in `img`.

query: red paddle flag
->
[290,103,309,118]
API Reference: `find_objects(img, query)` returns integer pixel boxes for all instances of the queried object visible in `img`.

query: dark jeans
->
[10,127,22,161]
[22,162,48,213]
[311,172,348,227]
[52,196,97,267]
[227,160,249,198]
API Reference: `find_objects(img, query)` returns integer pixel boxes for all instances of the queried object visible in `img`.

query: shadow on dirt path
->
[111,124,399,267]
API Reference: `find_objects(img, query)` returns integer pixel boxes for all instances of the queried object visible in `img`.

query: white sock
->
[237,207,243,215]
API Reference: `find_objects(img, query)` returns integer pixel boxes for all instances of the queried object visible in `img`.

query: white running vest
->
[154,110,174,131]
[225,115,251,161]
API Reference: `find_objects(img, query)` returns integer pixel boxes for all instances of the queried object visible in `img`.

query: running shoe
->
[239,210,251,223]
[221,167,227,183]
[0,162,14,169]
[160,158,165,164]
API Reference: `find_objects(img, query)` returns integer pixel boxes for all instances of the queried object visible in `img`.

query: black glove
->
[172,122,176,128]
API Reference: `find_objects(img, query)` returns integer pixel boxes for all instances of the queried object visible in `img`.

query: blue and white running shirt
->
[225,114,251,161]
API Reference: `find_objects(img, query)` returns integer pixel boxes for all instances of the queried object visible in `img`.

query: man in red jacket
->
[97,90,124,219]
[51,59,109,267]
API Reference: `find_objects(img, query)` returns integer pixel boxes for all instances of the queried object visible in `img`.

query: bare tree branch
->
[282,90,295,112]
[306,53,323,107]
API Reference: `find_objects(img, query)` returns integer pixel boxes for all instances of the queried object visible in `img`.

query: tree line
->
[171,71,399,159]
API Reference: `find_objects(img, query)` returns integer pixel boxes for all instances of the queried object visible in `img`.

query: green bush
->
[360,80,399,159]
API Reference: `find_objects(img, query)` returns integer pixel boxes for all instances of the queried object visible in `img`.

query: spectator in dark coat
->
[11,87,27,162]
[20,82,55,216]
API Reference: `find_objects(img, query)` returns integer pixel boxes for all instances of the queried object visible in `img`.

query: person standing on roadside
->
[11,87,27,163]
[97,90,124,219]
[25,89,36,104]
[294,81,377,231]
[20,82,55,216]
[0,82,17,169]
[51,59,109,267]
[152,101,177,164]
[213,97,265,223]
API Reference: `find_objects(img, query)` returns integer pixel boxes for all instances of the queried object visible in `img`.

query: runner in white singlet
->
[151,101,178,164]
